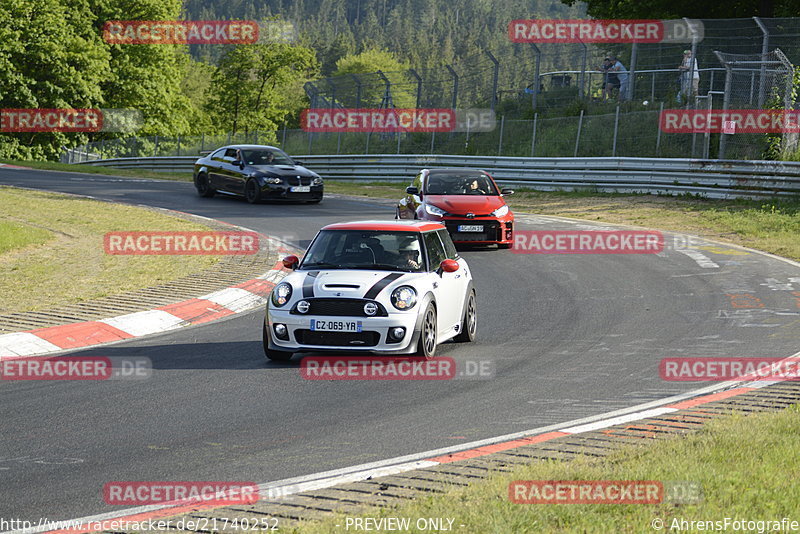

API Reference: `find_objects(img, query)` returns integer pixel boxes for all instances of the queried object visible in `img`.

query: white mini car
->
[263,220,476,361]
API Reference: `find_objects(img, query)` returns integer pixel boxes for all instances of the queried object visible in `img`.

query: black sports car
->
[193,144,323,204]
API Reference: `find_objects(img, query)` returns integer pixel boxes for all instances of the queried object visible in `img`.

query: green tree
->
[205,42,318,134]
[0,0,108,159]
[333,49,416,108]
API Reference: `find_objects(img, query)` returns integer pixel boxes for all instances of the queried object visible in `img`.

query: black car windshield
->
[240,148,295,166]
[301,230,425,272]
[424,173,498,195]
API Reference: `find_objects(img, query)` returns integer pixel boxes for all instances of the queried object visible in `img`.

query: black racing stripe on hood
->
[302,271,320,297]
[363,273,404,300]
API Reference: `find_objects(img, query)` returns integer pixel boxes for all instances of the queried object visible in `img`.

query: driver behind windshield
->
[465,178,488,194]
[397,238,422,270]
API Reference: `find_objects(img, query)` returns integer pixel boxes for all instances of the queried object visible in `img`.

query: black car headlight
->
[271,282,293,307]
[312,176,323,186]
[265,176,283,184]
[391,286,417,310]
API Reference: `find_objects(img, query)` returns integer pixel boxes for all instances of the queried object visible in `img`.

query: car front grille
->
[285,175,312,186]
[294,330,380,347]
[444,220,502,241]
[290,298,388,317]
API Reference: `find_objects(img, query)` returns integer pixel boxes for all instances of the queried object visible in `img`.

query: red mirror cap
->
[282,255,299,269]
[440,259,459,273]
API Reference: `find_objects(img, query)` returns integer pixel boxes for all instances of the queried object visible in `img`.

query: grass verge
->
[0,186,219,314]
[0,158,192,182]
[324,181,800,262]
[289,405,800,533]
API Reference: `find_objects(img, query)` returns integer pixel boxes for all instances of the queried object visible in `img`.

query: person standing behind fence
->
[596,58,619,101]
[678,50,700,104]
[609,56,629,101]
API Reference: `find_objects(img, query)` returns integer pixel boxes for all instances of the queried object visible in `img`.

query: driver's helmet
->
[399,238,421,259]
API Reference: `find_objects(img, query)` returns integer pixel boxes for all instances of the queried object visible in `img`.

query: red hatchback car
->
[396,168,514,248]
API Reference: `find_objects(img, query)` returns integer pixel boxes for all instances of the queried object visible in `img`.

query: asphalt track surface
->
[1,168,799,522]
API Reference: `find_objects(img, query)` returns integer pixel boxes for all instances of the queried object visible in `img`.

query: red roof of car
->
[322,220,444,232]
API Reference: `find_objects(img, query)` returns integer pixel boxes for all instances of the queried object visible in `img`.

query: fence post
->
[282,123,287,148]
[153,135,158,157]
[485,51,499,111]
[530,44,541,110]
[408,69,422,109]
[574,110,584,157]
[656,101,664,156]
[176,136,181,156]
[715,51,732,160]
[397,132,401,154]
[612,105,620,156]
[530,113,538,157]
[365,132,370,154]
[578,41,587,99]
[337,132,342,155]
[446,65,459,109]
[497,115,505,155]
[627,43,638,101]
[308,131,313,155]
[754,17,769,108]
[430,131,435,154]
[200,133,205,152]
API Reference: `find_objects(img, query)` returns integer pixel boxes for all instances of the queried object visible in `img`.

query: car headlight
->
[265,176,283,184]
[312,176,323,185]
[391,286,417,310]
[271,282,293,307]
[425,204,447,217]
[492,205,509,217]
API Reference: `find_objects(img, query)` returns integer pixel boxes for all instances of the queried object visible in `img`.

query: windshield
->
[425,173,499,195]
[240,148,295,166]
[301,230,425,272]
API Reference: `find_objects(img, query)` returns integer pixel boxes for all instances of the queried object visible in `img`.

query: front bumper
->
[266,309,421,354]
[441,216,514,244]
[259,183,323,201]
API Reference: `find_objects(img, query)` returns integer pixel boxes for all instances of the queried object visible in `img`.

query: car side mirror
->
[293,160,303,166]
[282,255,299,270]
[440,259,459,273]
[501,188,514,195]
[237,160,246,170]
[406,186,419,195]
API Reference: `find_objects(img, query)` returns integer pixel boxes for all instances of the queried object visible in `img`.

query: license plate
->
[310,319,362,332]
[291,185,311,193]
[458,225,483,232]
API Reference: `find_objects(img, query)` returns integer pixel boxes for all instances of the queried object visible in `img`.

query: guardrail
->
[76,155,800,199]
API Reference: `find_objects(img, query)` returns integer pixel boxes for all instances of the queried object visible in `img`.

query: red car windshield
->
[425,173,499,195]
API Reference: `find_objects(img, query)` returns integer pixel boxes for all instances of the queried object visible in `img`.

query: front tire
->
[245,179,262,204]
[195,173,215,198]
[454,290,477,342]
[263,323,293,362]
[414,303,438,359]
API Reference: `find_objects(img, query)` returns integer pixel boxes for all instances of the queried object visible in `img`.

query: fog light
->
[273,323,289,340]
[364,302,378,316]
[390,327,405,340]
[296,300,310,314]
